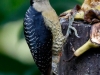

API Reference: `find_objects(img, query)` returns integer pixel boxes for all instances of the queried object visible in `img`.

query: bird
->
[23,0,66,75]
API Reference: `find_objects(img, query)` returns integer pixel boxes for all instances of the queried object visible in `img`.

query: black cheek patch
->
[30,0,34,6]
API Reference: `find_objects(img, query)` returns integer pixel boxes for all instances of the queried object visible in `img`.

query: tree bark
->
[59,21,100,75]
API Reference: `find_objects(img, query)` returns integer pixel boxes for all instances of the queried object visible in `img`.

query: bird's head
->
[30,0,51,12]
[30,0,49,5]
[30,0,49,4]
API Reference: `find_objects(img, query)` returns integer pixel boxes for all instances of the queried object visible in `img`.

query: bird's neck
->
[33,0,52,12]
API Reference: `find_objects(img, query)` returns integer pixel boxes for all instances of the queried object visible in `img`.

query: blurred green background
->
[0,0,83,75]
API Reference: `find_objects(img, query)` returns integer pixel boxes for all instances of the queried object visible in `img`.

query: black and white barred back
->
[23,6,52,75]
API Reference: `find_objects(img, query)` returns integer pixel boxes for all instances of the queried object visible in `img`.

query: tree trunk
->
[59,21,100,75]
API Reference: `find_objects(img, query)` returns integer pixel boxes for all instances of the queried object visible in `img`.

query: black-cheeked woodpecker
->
[24,0,67,75]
